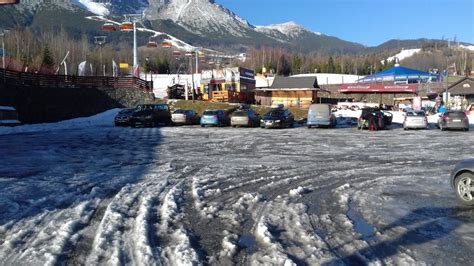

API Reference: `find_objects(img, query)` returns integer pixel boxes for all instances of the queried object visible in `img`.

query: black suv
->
[260,108,294,129]
[129,104,172,128]
[357,107,392,130]
[114,108,135,127]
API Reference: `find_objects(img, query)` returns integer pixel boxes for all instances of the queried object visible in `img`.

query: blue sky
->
[216,0,473,46]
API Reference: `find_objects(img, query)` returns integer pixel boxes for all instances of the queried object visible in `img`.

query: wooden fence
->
[0,68,153,92]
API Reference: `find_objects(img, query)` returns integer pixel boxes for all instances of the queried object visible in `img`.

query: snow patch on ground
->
[0,109,120,136]
[385,48,421,63]
[77,0,110,16]
[459,45,474,51]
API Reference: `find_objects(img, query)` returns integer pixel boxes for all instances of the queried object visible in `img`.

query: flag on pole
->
[112,60,118,77]
[78,61,86,76]
[133,65,140,78]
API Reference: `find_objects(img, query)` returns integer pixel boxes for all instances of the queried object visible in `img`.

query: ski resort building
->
[199,67,255,103]
[255,76,321,107]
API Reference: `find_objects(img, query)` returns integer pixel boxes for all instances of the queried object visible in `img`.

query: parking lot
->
[1,117,474,265]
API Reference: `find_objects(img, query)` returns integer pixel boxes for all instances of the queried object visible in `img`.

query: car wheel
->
[455,172,474,205]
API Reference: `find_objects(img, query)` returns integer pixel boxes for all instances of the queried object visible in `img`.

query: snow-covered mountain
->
[0,0,366,53]
[145,0,254,38]
[255,21,322,41]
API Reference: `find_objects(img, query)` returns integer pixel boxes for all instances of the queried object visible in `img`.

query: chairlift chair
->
[146,41,158,48]
[101,23,116,32]
[161,41,172,48]
[119,22,133,32]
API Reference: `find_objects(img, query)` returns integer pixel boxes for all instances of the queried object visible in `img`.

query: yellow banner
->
[119,63,129,69]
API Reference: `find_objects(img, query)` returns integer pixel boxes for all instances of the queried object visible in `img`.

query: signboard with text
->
[339,83,417,93]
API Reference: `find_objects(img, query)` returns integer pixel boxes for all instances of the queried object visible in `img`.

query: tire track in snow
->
[158,173,202,265]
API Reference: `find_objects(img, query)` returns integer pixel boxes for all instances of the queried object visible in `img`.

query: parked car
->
[230,108,261,127]
[260,106,294,129]
[437,110,469,131]
[357,107,389,130]
[114,108,135,127]
[307,104,336,128]
[450,159,474,205]
[200,110,230,127]
[172,109,200,125]
[403,110,428,130]
[0,105,21,126]
[129,104,172,127]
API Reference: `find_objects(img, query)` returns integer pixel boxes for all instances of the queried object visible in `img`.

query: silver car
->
[231,109,261,127]
[450,159,474,205]
[403,110,428,130]
[171,109,200,125]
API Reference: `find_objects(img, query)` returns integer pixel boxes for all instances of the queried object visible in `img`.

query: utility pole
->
[190,54,194,101]
[94,36,107,76]
[193,48,201,101]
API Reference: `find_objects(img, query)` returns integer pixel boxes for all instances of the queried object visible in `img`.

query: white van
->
[307,104,336,128]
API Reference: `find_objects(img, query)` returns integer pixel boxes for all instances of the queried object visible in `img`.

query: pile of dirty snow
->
[0,109,121,135]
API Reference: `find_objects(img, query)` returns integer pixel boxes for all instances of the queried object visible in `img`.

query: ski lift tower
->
[121,14,142,76]
[94,36,107,76]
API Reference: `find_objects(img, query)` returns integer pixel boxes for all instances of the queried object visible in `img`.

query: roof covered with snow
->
[291,74,364,85]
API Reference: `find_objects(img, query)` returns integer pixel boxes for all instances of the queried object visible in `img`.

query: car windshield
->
[233,110,248,117]
[407,111,425,117]
[173,109,186,114]
[203,111,218,116]
[266,110,284,117]
[136,105,153,111]
[309,105,330,114]
[154,105,169,111]
[119,109,134,114]
[445,111,466,117]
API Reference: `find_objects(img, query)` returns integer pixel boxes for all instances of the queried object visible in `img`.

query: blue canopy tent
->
[358,64,440,83]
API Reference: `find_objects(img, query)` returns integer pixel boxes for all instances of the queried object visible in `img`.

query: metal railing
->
[1,68,153,92]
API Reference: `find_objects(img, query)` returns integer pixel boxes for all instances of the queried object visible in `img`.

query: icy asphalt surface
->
[1,114,474,265]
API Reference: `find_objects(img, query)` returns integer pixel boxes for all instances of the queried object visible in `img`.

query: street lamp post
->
[94,36,107,76]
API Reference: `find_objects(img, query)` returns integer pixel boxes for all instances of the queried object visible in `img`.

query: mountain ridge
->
[0,0,471,55]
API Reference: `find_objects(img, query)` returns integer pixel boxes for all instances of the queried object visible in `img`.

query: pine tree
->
[327,56,335,73]
[277,54,291,76]
[42,44,54,66]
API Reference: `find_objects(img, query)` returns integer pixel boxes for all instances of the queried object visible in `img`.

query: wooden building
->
[448,77,474,102]
[255,76,321,107]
